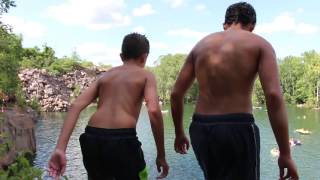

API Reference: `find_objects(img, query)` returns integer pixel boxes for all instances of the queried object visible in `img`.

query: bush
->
[0,153,42,180]
[46,58,79,75]
[28,98,41,112]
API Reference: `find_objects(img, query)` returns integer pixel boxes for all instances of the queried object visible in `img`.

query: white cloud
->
[167,0,185,8]
[296,8,304,13]
[173,43,194,54]
[1,15,46,39]
[133,26,146,33]
[296,23,318,34]
[75,43,121,65]
[47,0,131,30]
[255,13,318,35]
[152,42,169,50]
[132,3,155,17]
[168,28,208,39]
[195,4,206,11]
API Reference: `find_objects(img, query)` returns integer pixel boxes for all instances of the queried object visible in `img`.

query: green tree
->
[153,54,186,103]
[20,45,57,69]
[302,51,320,107]
[47,56,79,75]
[80,60,95,69]
[0,31,22,97]
[0,0,15,33]
[0,0,15,14]
[279,56,306,104]
[153,54,198,103]
[253,79,265,105]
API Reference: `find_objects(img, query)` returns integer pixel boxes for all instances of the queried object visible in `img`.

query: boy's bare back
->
[48,33,169,179]
[89,65,151,128]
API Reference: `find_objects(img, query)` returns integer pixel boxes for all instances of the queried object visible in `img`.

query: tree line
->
[150,52,320,108]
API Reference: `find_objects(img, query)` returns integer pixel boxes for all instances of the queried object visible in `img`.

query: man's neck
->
[227,23,252,31]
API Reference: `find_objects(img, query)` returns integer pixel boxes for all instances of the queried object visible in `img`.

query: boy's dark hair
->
[121,33,150,60]
[224,2,256,26]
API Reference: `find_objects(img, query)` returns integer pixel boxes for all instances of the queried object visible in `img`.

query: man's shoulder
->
[249,32,272,46]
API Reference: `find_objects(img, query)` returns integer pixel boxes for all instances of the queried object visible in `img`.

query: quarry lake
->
[34,104,320,180]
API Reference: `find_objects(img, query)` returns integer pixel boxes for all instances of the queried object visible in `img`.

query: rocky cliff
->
[18,68,104,112]
[0,107,38,169]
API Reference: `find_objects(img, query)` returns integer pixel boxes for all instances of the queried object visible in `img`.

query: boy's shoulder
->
[96,66,155,83]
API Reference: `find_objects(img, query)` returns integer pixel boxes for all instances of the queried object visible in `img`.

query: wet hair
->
[121,33,150,60]
[224,2,256,26]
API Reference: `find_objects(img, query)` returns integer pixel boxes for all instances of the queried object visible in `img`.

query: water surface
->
[34,104,320,179]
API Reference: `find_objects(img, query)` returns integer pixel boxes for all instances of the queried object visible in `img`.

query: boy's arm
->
[49,79,99,178]
[55,79,99,152]
[258,40,298,179]
[170,52,195,153]
[144,72,168,178]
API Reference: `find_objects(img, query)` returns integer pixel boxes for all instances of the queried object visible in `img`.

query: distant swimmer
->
[161,110,169,114]
[271,148,280,157]
[289,138,302,146]
[253,106,263,110]
[295,128,312,135]
[272,139,301,157]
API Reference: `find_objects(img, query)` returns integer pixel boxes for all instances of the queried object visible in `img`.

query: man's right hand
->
[156,156,169,179]
[278,155,299,180]
[174,134,190,154]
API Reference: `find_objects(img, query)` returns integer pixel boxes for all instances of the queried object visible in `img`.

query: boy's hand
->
[278,155,299,180]
[48,149,67,179]
[156,156,169,179]
[174,134,190,154]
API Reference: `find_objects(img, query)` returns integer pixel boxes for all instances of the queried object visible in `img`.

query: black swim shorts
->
[79,126,148,180]
[189,113,260,180]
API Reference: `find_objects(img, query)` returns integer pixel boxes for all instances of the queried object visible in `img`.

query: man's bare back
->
[193,29,263,114]
[89,64,149,128]
[171,2,298,179]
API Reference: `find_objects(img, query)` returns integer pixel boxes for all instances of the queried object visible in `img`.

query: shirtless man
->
[170,2,298,180]
[48,33,169,180]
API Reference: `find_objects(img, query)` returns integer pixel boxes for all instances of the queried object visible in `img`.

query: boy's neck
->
[123,59,145,68]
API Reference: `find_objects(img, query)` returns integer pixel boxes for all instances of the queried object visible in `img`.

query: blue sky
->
[2,0,320,66]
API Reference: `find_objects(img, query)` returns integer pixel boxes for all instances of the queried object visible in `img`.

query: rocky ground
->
[18,68,105,112]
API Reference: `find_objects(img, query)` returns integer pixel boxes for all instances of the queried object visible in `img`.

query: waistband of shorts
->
[192,113,254,124]
[85,126,137,137]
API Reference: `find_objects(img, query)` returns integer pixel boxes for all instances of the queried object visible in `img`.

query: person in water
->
[48,33,169,180]
[170,2,299,180]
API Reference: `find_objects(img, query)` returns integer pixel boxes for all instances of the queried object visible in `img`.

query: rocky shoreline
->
[18,68,105,112]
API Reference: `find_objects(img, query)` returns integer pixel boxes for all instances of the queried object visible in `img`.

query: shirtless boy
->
[48,33,169,180]
[170,2,298,180]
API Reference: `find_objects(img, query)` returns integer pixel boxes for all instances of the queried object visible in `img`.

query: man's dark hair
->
[224,2,256,26]
[121,33,150,60]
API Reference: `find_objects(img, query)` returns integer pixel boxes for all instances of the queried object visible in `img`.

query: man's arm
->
[170,52,195,153]
[144,72,168,178]
[258,39,298,179]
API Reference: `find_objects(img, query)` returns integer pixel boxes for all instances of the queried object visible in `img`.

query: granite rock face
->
[18,68,105,112]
